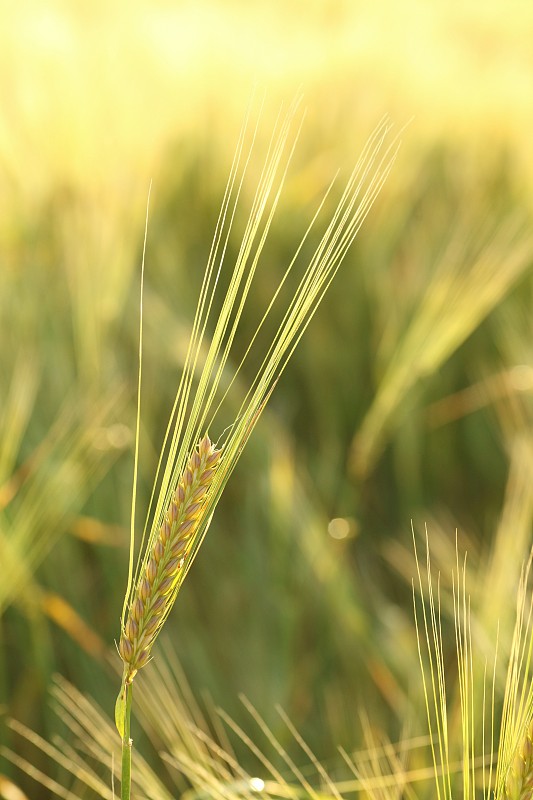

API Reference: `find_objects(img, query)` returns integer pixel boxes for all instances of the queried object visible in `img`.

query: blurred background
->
[1,0,533,796]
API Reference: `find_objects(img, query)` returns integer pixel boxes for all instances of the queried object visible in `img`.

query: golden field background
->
[3,0,533,197]
[1,1,533,796]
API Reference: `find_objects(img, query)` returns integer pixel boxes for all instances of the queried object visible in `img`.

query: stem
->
[121,682,132,800]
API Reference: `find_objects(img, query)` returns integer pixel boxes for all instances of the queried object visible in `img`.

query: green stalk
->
[120,682,132,800]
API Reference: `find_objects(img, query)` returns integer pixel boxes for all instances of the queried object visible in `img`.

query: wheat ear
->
[504,719,533,800]
[118,434,221,684]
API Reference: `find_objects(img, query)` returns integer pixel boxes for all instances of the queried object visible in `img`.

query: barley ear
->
[118,434,221,686]
[505,719,533,800]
